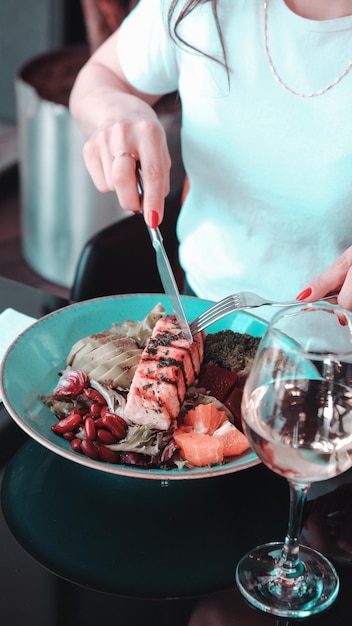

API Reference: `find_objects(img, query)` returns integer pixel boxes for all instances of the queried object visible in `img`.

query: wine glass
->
[235,301,352,619]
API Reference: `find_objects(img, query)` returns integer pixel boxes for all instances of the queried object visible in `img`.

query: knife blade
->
[136,165,193,342]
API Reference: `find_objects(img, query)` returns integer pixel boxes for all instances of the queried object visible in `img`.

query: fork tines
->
[190,294,242,334]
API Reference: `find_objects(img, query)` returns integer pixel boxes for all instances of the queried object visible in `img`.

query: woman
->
[69,0,352,309]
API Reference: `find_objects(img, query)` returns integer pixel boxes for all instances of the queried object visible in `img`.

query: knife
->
[136,165,193,343]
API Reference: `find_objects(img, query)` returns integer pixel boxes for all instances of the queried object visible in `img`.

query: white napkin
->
[0,308,36,402]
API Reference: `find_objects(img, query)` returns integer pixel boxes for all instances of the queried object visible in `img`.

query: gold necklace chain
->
[263,0,352,97]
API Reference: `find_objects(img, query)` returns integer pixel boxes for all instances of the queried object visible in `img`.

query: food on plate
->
[66,302,163,389]
[124,314,205,430]
[197,363,245,430]
[203,329,260,374]
[40,304,260,470]
[173,404,249,467]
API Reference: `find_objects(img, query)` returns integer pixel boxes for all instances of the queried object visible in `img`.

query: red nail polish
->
[339,316,348,326]
[149,210,159,229]
[296,287,312,301]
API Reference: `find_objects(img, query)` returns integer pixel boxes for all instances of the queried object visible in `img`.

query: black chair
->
[70,186,184,302]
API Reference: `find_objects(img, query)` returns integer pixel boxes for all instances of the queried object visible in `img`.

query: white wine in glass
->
[236,302,352,619]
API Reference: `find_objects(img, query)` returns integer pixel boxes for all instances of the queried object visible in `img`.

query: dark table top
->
[1,275,352,626]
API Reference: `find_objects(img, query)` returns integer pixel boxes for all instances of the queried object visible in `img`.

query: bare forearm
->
[68,32,171,225]
[69,62,160,136]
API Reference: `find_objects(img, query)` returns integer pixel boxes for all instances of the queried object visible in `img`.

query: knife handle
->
[135,164,164,244]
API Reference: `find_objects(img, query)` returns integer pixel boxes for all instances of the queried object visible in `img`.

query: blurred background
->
[0,0,85,167]
[0,0,183,300]
[0,0,85,298]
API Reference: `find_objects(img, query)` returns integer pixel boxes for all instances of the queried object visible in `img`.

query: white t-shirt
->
[117,0,352,303]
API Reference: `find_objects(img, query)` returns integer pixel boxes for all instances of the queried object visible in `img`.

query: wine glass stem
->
[279,481,310,576]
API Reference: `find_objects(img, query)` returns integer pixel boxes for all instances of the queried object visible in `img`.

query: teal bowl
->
[0,294,267,480]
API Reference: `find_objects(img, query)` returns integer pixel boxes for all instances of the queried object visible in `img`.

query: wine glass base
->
[235,541,339,619]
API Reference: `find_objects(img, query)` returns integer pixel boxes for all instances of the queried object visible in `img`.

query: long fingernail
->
[296,287,312,301]
[148,210,159,229]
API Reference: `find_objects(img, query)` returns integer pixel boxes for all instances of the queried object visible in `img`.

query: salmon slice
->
[124,362,187,428]
[124,315,204,430]
[145,343,195,387]
[150,316,204,376]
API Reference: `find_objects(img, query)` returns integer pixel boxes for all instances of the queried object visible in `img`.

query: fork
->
[189,291,339,335]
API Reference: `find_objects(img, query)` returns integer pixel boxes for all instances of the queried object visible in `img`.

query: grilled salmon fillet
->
[124,315,205,430]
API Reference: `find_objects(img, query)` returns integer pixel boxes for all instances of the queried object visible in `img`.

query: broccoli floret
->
[203,330,260,373]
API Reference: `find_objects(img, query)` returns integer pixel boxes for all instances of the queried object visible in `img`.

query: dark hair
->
[167,0,229,71]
